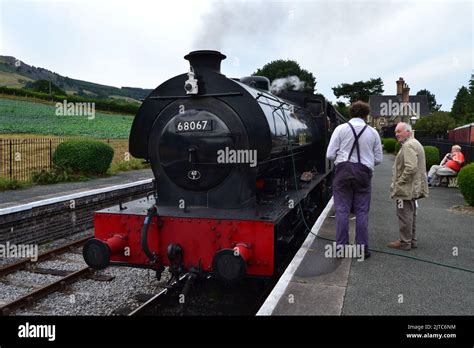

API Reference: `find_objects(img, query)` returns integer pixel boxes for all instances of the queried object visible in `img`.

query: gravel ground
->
[0,283,34,303]
[36,258,86,272]
[5,271,62,287]
[1,230,173,316]
[15,266,171,316]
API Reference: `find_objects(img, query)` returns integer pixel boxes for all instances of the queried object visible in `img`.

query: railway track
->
[0,236,93,315]
[128,274,188,316]
[128,235,309,316]
[0,177,330,316]
[0,231,304,316]
[0,232,171,316]
[0,236,91,278]
[0,179,168,315]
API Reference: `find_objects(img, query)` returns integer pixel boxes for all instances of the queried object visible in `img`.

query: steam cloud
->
[270,76,306,94]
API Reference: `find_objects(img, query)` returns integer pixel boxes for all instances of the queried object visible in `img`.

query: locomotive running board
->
[96,173,329,224]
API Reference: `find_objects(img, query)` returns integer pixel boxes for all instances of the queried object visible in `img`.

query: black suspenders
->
[347,122,368,163]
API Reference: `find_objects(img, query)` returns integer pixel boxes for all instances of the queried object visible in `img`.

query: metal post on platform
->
[410,116,418,138]
[49,139,52,169]
[9,139,12,179]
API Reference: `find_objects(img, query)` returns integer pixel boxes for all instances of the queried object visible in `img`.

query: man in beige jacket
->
[388,122,429,251]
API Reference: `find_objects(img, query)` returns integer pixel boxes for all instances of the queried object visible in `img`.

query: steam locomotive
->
[83,50,345,284]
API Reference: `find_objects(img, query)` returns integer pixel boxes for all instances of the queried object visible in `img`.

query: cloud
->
[193,0,472,110]
[0,0,471,109]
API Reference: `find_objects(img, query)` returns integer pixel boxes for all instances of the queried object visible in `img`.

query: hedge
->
[458,163,474,206]
[0,86,139,114]
[384,138,397,153]
[395,141,401,153]
[423,146,439,171]
[53,140,114,175]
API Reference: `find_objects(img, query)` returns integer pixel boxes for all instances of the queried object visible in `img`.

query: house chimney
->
[402,83,410,103]
[396,77,404,96]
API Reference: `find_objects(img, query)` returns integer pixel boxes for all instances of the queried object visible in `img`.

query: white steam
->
[270,76,306,94]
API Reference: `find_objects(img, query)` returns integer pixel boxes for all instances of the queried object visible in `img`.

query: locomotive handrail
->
[255,92,301,110]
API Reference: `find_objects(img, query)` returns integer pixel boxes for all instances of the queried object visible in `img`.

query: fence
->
[0,138,130,181]
[381,128,473,165]
[418,139,474,166]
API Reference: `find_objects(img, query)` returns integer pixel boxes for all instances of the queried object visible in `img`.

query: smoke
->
[192,1,405,53]
[192,1,287,51]
[270,76,306,94]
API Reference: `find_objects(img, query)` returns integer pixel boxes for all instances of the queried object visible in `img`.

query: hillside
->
[0,98,133,138]
[0,56,153,102]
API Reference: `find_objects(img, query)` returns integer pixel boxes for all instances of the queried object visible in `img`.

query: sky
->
[0,0,472,110]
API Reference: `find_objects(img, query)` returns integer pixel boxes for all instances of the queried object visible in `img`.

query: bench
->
[438,175,458,188]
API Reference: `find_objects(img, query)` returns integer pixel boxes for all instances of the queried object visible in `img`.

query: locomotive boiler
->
[83,50,344,284]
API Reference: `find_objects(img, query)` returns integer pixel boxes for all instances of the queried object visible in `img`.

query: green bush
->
[0,177,31,191]
[384,138,397,153]
[108,158,149,175]
[395,141,402,153]
[414,111,455,136]
[423,146,439,171]
[32,167,90,185]
[53,140,114,175]
[458,163,474,206]
[33,168,70,185]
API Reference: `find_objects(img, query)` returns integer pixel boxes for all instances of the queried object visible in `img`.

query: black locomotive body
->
[84,50,345,284]
[130,50,342,208]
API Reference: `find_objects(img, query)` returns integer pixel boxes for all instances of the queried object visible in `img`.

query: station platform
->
[0,169,153,209]
[258,156,474,315]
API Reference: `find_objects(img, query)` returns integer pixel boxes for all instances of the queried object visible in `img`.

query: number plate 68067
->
[175,120,212,132]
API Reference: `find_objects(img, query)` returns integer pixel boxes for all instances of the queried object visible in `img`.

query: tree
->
[24,79,66,95]
[469,74,474,95]
[414,111,456,136]
[253,60,316,92]
[335,101,349,119]
[451,86,470,123]
[332,78,384,103]
[467,75,474,117]
[416,89,441,112]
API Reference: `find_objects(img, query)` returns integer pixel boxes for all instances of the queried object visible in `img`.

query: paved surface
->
[261,155,474,315]
[0,169,153,209]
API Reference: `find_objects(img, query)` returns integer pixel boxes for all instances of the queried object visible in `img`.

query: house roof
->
[369,95,430,117]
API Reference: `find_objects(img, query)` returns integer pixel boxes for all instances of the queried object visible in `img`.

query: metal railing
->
[418,139,473,165]
[0,138,129,181]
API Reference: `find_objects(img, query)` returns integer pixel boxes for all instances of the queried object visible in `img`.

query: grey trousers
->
[396,199,417,247]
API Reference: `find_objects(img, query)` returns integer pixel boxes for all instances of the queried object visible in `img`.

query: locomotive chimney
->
[184,50,226,74]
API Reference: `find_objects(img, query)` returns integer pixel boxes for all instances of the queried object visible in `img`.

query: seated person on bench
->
[427,145,465,187]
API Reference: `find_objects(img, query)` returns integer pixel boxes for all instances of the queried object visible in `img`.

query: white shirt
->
[326,118,383,171]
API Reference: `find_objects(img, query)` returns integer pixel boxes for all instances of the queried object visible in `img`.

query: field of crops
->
[0,97,134,138]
